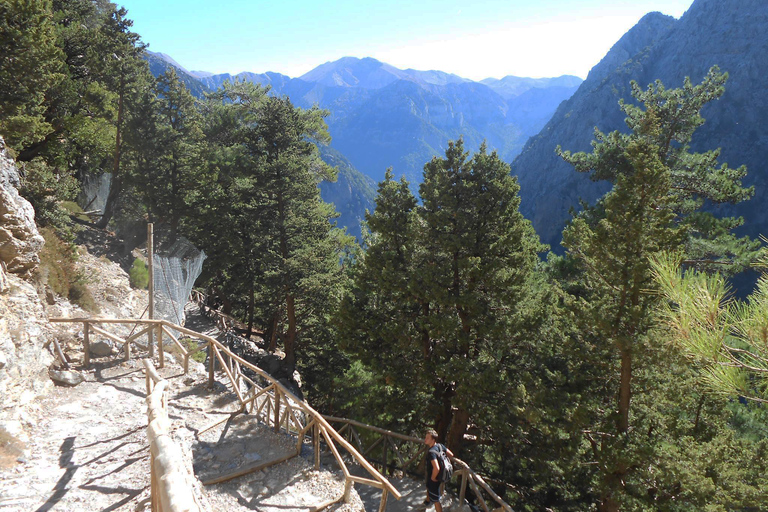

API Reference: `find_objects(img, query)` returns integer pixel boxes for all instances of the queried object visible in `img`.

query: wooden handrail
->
[51,317,403,507]
[142,359,201,512]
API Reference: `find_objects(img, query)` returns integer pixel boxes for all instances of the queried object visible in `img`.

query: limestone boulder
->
[0,137,44,275]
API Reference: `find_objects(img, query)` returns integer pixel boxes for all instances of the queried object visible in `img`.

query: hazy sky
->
[119,0,694,80]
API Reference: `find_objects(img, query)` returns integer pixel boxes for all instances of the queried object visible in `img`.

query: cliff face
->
[512,0,768,248]
[0,138,52,421]
[0,139,44,274]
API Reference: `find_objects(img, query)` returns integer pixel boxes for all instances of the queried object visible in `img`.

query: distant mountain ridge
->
[511,0,768,251]
[145,52,582,238]
[147,52,581,184]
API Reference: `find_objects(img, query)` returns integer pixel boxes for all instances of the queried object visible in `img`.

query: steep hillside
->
[145,50,211,98]
[317,146,376,241]
[512,0,768,248]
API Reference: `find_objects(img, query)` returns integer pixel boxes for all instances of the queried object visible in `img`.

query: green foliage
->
[554,67,765,508]
[652,248,768,403]
[17,158,78,232]
[189,79,353,377]
[124,68,205,236]
[128,258,149,289]
[339,139,549,451]
[36,227,98,312]
[0,0,64,152]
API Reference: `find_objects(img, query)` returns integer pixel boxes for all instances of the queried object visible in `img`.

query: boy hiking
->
[424,429,454,511]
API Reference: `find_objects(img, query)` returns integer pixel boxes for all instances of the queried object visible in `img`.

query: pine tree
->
[340,139,546,452]
[558,67,760,510]
[0,0,63,153]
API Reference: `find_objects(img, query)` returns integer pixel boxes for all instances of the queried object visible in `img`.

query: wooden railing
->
[189,290,240,332]
[324,416,514,512]
[144,359,201,512]
[50,317,401,512]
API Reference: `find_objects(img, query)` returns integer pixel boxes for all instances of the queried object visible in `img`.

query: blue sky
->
[119,0,693,80]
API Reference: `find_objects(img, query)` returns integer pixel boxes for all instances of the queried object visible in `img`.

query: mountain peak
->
[299,56,406,89]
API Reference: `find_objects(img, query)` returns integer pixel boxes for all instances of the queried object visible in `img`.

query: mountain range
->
[511,0,768,251]
[145,52,582,238]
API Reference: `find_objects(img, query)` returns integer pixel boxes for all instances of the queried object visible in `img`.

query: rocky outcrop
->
[0,137,44,274]
[512,0,768,249]
[0,136,53,422]
[0,273,54,417]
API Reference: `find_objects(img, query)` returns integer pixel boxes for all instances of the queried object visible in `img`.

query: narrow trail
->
[0,300,467,512]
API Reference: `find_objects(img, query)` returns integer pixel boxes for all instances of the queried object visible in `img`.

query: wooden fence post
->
[274,389,281,433]
[83,322,91,368]
[147,223,154,358]
[459,469,469,505]
[157,324,164,368]
[208,342,215,388]
[314,423,320,470]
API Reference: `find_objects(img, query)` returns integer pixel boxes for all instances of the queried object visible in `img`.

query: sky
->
[118,0,694,81]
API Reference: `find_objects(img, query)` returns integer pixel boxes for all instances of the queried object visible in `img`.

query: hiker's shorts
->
[426,479,442,503]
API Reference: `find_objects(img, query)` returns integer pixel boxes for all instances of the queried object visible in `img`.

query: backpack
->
[435,444,453,483]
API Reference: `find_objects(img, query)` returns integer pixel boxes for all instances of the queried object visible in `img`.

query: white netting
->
[153,237,206,332]
[78,172,111,213]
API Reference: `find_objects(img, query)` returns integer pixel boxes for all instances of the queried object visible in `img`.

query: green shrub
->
[128,258,149,289]
[18,159,78,231]
[37,227,99,312]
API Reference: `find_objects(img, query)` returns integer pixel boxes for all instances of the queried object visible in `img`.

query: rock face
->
[0,273,54,416]
[0,137,53,420]
[0,137,44,274]
[512,0,768,249]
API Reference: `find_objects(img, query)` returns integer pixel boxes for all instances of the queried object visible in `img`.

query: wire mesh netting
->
[153,236,206,334]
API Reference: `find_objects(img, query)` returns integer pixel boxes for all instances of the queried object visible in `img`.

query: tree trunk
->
[268,311,280,352]
[618,348,632,433]
[446,407,469,453]
[283,293,297,375]
[247,285,255,339]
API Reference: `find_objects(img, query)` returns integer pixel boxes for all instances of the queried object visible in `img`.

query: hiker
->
[424,429,453,511]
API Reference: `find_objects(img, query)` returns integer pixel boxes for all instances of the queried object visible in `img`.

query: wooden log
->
[274,388,281,433]
[403,445,428,471]
[83,322,91,368]
[51,337,68,368]
[347,475,384,488]
[208,342,215,388]
[143,359,163,384]
[459,469,469,504]
[50,318,163,324]
[212,345,244,404]
[471,470,512,512]
[362,436,385,458]
[148,223,154,358]
[161,325,189,357]
[89,324,126,347]
[469,477,490,512]
[202,451,298,486]
[157,324,164,368]
[310,494,344,512]
[314,423,320,470]
[297,418,316,453]
[349,425,364,451]
[323,415,422,443]
[378,489,388,512]
[387,436,406,467]
[321,426,350,478]
[198,411,242,435]
[240,383,275,408]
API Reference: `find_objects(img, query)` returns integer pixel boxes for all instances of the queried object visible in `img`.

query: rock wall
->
[0,274,53,417]
[0,137,52,421]
[0,137,44,274]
